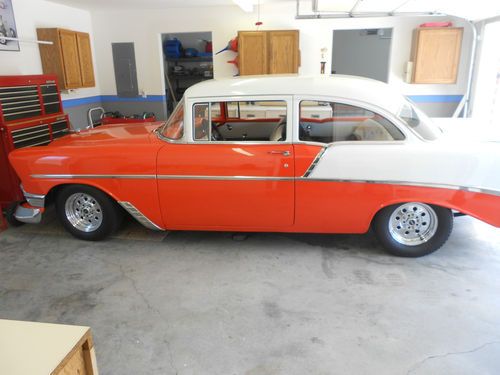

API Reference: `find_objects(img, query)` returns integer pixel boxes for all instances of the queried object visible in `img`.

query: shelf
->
[165,56,213,63]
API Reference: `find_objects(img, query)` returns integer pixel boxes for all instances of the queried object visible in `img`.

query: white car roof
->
[185,74,404,114]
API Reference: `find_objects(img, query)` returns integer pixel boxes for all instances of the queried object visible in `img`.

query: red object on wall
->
[0,75,71,210]
[227,57,239,67]
[215,37,238,55]
[419,22,452,28]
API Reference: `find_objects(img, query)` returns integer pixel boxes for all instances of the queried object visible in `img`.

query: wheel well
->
[45,184,71,206]
[45,183,119,207]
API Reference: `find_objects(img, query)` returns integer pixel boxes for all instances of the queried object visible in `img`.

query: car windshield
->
[398,100,442,141]
[160,99,184,140]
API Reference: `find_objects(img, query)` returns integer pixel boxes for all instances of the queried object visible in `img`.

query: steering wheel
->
[211,123,224,141]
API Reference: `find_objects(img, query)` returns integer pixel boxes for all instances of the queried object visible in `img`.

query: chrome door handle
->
[268,150,291,156]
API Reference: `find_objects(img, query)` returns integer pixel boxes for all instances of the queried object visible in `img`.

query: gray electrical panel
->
[112,42,139,97]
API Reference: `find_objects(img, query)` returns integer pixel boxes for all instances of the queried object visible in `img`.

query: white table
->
[0,319,98,375]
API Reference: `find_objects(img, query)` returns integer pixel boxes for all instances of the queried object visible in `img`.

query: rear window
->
[299,101,404,143]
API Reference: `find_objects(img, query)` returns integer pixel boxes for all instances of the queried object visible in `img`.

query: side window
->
[193,100,287,142]
[299,101,404,143]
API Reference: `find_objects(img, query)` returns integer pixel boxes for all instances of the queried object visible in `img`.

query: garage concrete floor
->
[1,209,500,375]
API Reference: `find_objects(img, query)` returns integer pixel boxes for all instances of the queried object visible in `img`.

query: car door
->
[156,96,294,229]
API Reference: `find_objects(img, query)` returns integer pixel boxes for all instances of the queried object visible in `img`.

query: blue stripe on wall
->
[407,95,463,103]
[100,95,166,103]
[62,96,102,108]
[62,95,166,109]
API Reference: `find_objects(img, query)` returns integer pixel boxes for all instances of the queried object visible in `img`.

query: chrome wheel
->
[64,192,103,232]
[388,202,438,246]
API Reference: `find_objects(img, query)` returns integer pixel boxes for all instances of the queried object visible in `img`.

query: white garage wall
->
[0,0,473,119]
[0,0,100,101]
[90,2,471,113]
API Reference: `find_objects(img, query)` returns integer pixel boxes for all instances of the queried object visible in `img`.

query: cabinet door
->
[238,31,268,76]
[37,28,67,89]
[412,28,463,84]
[58,30,83,89]
[76,32,96,87]
[268,30,299,74]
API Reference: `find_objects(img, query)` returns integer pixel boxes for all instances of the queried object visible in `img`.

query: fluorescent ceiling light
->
[233,0,253,12]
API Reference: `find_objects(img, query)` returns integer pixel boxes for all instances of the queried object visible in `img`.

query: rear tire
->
[373,202,453,257]
[56,185,123,241]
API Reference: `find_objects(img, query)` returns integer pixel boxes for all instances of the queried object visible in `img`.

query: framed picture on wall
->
[0,0,19,51]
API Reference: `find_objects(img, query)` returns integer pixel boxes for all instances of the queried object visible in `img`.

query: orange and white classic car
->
[8,75,500,257]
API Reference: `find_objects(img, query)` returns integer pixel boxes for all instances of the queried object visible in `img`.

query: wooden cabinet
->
[37,28,95,89]
[410,27,463,84]
[238,30,300,76]
[76,32,96,87]
[58,29,82,88]
[239,31,268,75]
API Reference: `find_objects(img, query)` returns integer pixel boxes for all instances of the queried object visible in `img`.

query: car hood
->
[50,122,163,147]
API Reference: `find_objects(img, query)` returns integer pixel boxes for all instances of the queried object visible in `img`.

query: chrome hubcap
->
[65,193,103,232]
[388,202,438,246]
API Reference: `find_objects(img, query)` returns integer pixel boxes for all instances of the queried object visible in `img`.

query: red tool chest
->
[0,75,71,211]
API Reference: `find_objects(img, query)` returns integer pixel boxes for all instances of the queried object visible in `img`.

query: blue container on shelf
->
[163,38,183,59]
[184,48,198,58]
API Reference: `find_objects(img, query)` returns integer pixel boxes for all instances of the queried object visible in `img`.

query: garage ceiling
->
[48,0,287,11]
[48,0,500,21]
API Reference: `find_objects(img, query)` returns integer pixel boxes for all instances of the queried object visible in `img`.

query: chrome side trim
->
[21,186,46,208]
[14,205,42,224]
[297,178,500,197]
[302,147,327,177]
[30,174,293,181]
[118,202,164,231]
[157,175,294,181]
[31,174,156,179]
[28,173,500,197]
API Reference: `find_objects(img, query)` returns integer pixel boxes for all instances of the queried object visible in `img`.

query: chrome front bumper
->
[14,205,42,224]
[13,186,46,224]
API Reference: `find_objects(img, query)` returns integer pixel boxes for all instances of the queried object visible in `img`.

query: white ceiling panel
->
[47,0,289,11]
[47,0,500,20]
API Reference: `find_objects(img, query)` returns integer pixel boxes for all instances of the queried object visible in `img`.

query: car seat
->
[269,117,287,142]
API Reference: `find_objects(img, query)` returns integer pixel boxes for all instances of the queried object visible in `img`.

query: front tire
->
[56,185,123,241]
[373,202,453,257]
[5,202,24,227]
